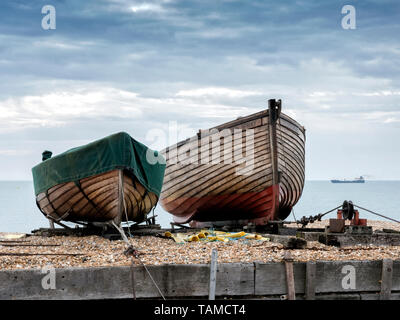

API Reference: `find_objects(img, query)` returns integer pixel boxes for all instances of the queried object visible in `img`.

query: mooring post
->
[380,259,393,300]
[284,251,296,300]
[209,248,218,300]
[305,261,316,300]
[268,99,281,217]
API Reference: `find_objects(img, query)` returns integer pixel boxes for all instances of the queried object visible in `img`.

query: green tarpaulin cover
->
[32,132,166,196]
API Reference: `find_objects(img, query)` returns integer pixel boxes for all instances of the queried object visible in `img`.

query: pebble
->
[1,220,400,270]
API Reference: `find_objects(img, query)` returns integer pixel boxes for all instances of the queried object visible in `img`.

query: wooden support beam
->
[305,261,316,300]
[209,248,218,300]
[284,251,296,300]
[46,218,72,230]
[380,259,393,300]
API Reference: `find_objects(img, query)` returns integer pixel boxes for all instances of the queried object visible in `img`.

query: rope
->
[111,221,130,243]
[137,256,166,300]
[291,208,300,227]
[124,246,166,300]
[112,221,166,300]
[115,172,165,299]
[119,174,133,238]
[353,204,400,224]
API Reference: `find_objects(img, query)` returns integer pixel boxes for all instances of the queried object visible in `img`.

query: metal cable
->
[297,205,342,226]
[133,253,166,300]
[320,205,343,217]
[115,174,165,299]
[298,202,400,227]
[118,173,133,238]
[113,221,166,300]
[291,208,299,227]
[123,191,133,238]
[353,204,400,224]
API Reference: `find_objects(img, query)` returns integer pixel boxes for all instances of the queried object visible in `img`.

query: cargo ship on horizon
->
[331,176,365,183]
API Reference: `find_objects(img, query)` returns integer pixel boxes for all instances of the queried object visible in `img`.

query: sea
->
[0,180,399,233]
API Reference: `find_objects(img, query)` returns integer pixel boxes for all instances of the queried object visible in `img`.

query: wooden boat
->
[32,132,166,226]
[160,99,305,227]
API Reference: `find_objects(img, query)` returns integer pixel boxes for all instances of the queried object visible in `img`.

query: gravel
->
[1,219,400,270]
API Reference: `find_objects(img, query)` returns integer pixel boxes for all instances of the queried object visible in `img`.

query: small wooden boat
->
[32,132,166,226]
[160,99,306,227]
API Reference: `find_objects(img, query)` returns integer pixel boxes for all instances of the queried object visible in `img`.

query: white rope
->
[292,208,300,227]
[135,255,166,300]
[111,221,130,243]
[115,172,166,299]
[122,189,133,238]
[118,172,133,238]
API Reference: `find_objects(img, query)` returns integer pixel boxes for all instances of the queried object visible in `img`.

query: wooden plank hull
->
[160,101,305,226]
[36,169,158,225]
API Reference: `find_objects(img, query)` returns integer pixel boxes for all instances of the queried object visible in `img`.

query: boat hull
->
[36,169,158,225]
[160,101,306,226]
[162,184,279,226]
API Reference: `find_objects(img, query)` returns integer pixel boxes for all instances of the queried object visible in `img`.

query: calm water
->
[1,181,399,233]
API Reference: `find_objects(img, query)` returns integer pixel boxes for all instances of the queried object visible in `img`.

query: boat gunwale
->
[162,109,305,153]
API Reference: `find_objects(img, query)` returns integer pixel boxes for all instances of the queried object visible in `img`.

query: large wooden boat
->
[160,99,306,227]
[32,132,166,226]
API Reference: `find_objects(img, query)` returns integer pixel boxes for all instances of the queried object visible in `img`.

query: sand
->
[1,219,400,270]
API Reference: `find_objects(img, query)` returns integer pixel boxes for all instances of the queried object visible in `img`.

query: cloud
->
[130,3,165,13]
[0,86,255,134]
[0,0,400,179]
[0,149,31,156]
[353,91,400,97]
[176,87,262,98]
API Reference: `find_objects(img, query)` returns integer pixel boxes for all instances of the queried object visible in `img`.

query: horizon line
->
[2,179,400,182]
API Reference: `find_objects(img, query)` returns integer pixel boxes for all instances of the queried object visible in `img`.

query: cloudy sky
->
[1,0,399,180]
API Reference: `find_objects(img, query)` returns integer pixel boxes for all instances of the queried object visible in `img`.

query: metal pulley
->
[341,200,355,220]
